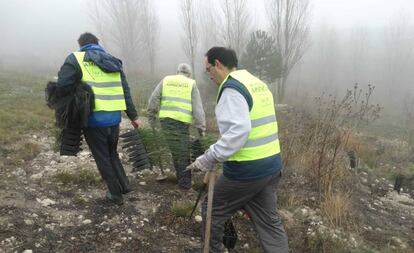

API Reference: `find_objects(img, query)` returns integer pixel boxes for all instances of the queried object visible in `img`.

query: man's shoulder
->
[224,77,243,87]
[220,77,253,110]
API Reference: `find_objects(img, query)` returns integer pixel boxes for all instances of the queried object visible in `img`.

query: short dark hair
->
[78,32,99,47]
[205,47,238,69]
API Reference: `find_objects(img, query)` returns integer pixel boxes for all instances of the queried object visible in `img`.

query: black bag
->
[45,81,94,129]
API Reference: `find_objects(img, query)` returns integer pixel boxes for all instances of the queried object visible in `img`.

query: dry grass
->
[171,200,194,218]
[20,142,42,161]
[0,72,54,169]
[279,190,305,210]
[53,169,101,186]
[320,191,351,228]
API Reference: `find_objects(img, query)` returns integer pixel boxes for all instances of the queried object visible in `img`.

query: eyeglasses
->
[205,64,213,73]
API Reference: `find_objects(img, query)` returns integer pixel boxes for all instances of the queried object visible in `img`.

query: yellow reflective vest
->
[218,70,281,161]
[159,74,195,123]
[73,52,126,112]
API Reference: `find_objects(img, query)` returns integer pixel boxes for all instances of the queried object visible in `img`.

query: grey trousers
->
[201,172,289,253]
[160,118,191,189]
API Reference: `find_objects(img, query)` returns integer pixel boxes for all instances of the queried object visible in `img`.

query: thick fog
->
[1,0,414,113]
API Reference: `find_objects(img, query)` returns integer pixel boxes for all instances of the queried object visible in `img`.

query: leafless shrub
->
[281,84,381,200]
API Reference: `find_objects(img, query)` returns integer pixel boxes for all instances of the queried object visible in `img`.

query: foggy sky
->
[1,0,414,111]
[1,0,413,67]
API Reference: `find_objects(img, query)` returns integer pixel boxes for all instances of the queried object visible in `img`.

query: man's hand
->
[185,156,214,172]
[131,119,142,128]
[186,160,207,172]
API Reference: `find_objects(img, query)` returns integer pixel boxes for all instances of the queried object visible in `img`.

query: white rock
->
[83,219,92,225]
[127,229,132,234]
[24,219,34,225]
[31,173,43,180]
[139,181,147,186]
[143,218,149,222]
[79,151,90,157]
[13,168,26,176]
[301,208,308,215]
[194,215,202,223]
[45,224,55,230]
[36,198,56,207]
[22,250,33,253]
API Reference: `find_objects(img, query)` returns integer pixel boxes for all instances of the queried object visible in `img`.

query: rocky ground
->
[0,121,413,253]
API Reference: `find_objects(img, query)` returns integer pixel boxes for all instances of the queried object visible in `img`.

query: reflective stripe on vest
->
[218,69,280,161]
[159,74,194,123]
[73,52,126,111]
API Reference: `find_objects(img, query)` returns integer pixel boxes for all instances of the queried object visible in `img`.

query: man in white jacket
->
[147,63,206,191]
[187,47,288,253]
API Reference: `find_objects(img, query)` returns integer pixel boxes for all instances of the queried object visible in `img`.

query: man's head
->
[78,32,99,47]
[205,47,238,85]
[177,63,192,78]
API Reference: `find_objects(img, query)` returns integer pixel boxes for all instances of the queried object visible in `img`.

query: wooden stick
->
[203,170,216,253]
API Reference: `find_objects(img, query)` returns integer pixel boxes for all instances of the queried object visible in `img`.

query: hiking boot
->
[122,187,133,194]
[105,191,124,206]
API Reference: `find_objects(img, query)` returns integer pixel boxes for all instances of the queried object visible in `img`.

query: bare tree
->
[266,0,311,101]
[88,0,108,48]
[383,11,413,94]
[199,1,219,52]
[180,0,198,77]
[348,26,369,83]
[219,0,252,57]
[141,0,159,75]
[89,0,159,76]
[315,25,340,93]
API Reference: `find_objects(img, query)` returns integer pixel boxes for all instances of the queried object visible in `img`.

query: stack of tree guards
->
[59,128,83,156]
[45,81,94,156]
[120,130,151,172]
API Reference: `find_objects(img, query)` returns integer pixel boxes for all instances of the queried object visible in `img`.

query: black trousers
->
[160,118,191,189]
[83,125,129,199]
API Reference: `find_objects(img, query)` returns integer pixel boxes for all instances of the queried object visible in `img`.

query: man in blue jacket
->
[57,32,141,205]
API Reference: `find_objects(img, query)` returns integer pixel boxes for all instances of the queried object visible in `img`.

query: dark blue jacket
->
[219,77,282,181]
[57,44,138,128]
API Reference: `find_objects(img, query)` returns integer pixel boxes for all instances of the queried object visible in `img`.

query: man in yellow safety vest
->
[147,63,205,191]
[57,33,141,206]
[187,47,289,252]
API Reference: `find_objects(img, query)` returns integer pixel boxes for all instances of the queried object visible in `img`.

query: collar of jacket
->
[80,43,106,52]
